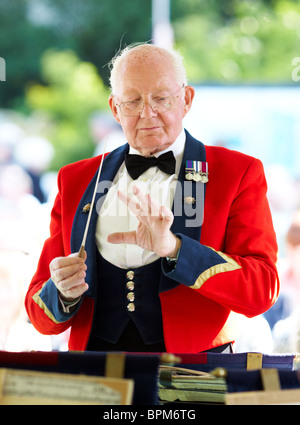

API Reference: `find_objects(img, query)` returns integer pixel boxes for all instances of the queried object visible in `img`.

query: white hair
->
[108,42,188,95]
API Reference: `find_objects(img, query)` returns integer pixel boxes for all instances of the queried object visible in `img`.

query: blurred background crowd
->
[0,0,300,353]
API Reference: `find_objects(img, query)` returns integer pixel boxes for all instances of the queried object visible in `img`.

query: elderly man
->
[25,44,279,353]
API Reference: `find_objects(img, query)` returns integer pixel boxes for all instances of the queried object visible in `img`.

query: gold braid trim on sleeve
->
[32,284,62,324]
[190,249,242,290]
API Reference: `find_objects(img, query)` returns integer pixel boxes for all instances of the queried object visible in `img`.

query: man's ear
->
[109,95,121,125]
[183,85,195,117]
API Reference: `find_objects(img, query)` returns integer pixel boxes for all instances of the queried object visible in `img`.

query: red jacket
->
[25,131,279,352]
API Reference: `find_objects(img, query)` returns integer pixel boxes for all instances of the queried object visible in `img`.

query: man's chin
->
[134,138,172,156]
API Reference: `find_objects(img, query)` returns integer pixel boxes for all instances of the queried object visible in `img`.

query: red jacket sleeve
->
[24,155,102,336]
[25,169,75,335]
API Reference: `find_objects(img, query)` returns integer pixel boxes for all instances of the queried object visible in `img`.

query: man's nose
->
[139,102,157,118]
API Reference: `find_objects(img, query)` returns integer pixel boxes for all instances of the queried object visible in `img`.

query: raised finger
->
[117,190,141,216]
[129,186,150,217]
[159,205,174,226]
[107,230,137,245]
[133,186,161,217]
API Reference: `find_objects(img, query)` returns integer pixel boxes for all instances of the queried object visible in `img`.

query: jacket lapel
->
[171,129,207,241]
[159,130,207,293]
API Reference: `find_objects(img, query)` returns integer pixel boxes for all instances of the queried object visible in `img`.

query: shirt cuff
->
[59,296,81,313]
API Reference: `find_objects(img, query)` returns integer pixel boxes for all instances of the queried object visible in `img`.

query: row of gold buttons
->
[126,270,135,312]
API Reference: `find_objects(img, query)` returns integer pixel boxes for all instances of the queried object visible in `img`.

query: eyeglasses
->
[115,85,185,117]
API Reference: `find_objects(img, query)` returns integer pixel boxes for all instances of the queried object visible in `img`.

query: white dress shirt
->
[95,129,186,269]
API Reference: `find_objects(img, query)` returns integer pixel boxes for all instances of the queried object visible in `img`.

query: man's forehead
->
[120,76,175,93]
[113,49,178,96]
[123,46,170,66]
[119,49,175,77]
[115,67,178,96]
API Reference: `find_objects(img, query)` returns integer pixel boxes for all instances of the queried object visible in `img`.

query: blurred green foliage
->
[173,0,300,83]
[25,50,109,170]
[0,0,152,109]
[0,0,299,169]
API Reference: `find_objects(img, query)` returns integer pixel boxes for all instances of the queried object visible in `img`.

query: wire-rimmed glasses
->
[115,84,185,117]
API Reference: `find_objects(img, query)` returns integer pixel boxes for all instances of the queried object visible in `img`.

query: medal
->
[185,160,209,182]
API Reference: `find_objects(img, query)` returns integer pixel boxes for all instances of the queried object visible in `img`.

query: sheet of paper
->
[226,389,300,405]
[0,368,134,405]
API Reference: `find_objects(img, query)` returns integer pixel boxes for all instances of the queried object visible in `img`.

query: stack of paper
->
[158,365,227,404]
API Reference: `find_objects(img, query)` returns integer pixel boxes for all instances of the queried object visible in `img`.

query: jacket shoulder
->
[205,145,264,176]
[186,130,261,169]
[205,144,260,163]
[60,156,101,175]
[58,156,104,190]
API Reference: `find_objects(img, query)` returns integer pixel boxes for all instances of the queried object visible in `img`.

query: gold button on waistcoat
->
[127,303,135,312]
[127,292,135,302]
[126,281,134,291]
[126,271,135,280]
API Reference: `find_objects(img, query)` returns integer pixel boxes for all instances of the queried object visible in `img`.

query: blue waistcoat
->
[92,252,164,344]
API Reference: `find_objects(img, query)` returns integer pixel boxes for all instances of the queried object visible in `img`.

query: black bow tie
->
[125,151,176,180]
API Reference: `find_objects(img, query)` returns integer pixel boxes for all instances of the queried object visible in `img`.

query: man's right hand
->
[49,252,88,302]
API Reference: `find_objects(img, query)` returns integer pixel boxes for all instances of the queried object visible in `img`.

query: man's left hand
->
[107,185,181,258]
